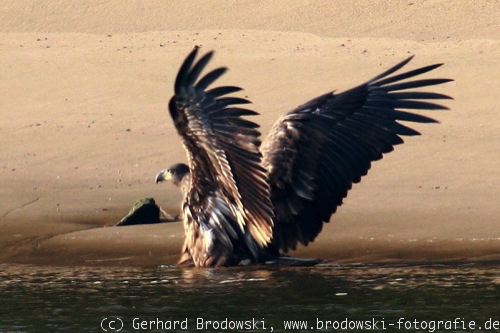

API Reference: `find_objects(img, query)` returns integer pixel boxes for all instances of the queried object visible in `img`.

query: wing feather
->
[170,47,274,247]
[262,56,452,252]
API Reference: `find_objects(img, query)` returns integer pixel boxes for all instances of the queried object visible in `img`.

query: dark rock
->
[116,197,161,226]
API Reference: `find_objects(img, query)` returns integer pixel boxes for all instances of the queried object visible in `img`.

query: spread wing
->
[169,47,274,247]
[262,56,452,252]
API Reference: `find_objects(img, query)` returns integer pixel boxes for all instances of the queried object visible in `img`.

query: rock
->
[116,197,161,226]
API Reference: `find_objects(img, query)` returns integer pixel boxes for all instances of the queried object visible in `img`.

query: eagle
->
[154,47,452,267]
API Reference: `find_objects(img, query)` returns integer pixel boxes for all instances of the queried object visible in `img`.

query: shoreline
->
[2,221,499,267]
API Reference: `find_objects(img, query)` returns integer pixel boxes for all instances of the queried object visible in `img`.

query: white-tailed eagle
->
[155,48,452,267]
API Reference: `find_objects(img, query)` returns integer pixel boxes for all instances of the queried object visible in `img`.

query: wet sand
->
[0,1,499,266]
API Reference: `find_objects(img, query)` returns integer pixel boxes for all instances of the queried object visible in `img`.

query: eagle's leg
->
[177,240,194,267]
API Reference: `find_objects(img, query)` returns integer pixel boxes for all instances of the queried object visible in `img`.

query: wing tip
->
[405,54,416,62]
[175,47,217,94]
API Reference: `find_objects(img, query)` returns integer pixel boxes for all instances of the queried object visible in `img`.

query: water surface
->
[0,263,498,332]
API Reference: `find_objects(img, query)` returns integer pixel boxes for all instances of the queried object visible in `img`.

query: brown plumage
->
[157,47,452,267]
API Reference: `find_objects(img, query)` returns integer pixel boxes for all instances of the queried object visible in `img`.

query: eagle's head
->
[155,163,190,187]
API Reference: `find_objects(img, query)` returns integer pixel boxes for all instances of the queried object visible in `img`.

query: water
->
[0,263,498,332]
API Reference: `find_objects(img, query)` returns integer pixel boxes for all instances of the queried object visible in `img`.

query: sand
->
[0,0,499,266]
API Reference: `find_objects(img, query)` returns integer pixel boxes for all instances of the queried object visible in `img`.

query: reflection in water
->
[0,263,498,332]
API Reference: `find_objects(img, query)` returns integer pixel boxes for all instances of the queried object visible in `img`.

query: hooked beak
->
[155,169,172,184]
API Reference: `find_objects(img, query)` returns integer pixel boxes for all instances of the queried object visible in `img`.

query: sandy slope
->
[0,0,499,266]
